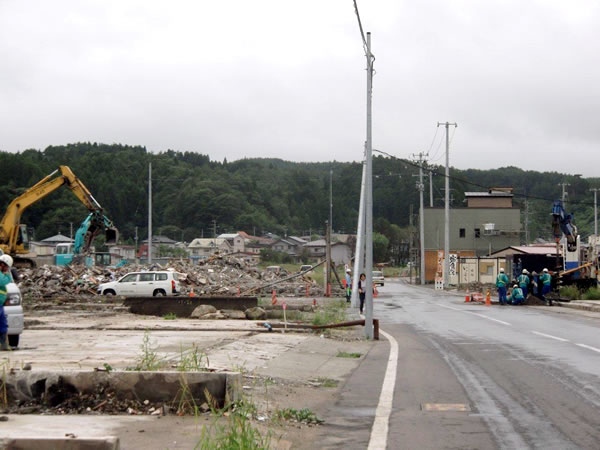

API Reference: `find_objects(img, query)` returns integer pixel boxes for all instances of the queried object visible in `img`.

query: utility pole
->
[558,182,570,210]
[148,161,152,264]
[591,188,599,236]
[69,222,73,240]
[329,169,333,235]
[364,32,375,339]
[524,199,529,245]
[437,122,457,288]
[429,170,434,207]
[408,204,414,284]
[134,226,139,263]
[412,152,426,285]
[325,220,331,295]
[351,145,367,309]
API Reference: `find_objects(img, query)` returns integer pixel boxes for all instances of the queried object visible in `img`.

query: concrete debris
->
[18,256,329,299]
[245,307,267,320]
[190,304,218,318]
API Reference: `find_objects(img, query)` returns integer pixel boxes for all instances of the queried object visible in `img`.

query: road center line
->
[465,312,511,326]
[531,331,569,342]
[368,328,399,450]
[575,343,600,354]
[437,303,511,326]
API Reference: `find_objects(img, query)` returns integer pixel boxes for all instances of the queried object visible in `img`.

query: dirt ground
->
[2,296,373,448]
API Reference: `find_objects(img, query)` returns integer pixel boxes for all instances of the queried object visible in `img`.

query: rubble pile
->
[18,256,327,298]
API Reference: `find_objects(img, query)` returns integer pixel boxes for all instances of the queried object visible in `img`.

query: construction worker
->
[508,284,525,305]
[539,268,553,305]
[0,254,14,351]
[496,268,509,305]
[518,269,530,298]
[345,269,352,303]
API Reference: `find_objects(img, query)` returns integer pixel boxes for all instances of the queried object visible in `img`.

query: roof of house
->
[41,233,73,243]
[142,235,177,244]
[287,236,307,245]
[270,238,299,247]
[490,245,557,256]
[304,239,326,247]
[465,191,514,198]
[218,233,241,240]
[189,238,229,248]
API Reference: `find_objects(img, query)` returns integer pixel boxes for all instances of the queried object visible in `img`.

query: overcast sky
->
[1,1,599,175]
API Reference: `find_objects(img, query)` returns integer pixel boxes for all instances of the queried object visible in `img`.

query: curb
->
[556,301,600,313]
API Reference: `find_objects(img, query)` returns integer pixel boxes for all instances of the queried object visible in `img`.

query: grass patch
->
[315,377,339,388]
[276,407,323,424]
[176,344,210,372]
[163,312,177,320]
[311,299,348,327]
[559,285,580,300]
[382,266,403,278]
[583,287,600,300]
[336,351,361,359]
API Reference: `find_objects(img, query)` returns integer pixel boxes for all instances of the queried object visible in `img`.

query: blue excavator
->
[552,200,578,252]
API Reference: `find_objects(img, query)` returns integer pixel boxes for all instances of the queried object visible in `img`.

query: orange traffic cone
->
[465,288,470,303]
[271,289,277,305]
[189,288,196,298]
[485,289,491,307]
[313,298,317,307]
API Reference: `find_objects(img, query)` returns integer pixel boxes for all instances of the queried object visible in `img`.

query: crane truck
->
[0,166,118,268]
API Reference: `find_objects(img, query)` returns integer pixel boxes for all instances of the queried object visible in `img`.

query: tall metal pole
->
[429,170,433,207]
[148,161,152,264]
[329,169,333,235]
[591,188,599,236]
[419,158,425,285]
[364,32,374,339]
[438,122,456,288]
[351,147,367,309]
[559,182,570,211]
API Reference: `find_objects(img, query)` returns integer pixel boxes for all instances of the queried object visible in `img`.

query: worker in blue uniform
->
[539,268,553,306]
[517,269,530,298]
[496,268,509,305]
[508,284,525,305]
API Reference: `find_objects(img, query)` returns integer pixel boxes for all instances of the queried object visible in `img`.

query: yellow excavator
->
[0,166,118,268]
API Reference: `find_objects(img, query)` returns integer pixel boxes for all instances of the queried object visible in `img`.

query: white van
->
[5,281,24,348]
[97,271,182,297]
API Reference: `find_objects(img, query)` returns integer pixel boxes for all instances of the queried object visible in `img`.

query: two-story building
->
[423,187,522,282]
[188,238,232,259]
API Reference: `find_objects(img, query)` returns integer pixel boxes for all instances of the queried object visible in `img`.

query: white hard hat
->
[513,284,518,288]
[346,269,351,273]
[543,268,548,272]
[499,268,504,272]
[522,269,527,274]
[0,254,13,267]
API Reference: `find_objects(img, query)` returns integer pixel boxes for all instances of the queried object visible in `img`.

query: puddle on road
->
[383,303,402,309]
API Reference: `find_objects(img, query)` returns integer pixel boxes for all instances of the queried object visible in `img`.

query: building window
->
[459,228,465,238]
[474,228,481,238]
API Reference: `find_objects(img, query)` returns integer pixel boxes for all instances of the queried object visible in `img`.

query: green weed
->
[336,351,361,359]
[583,287,600,300]
[177,344,210,372]
[314,377,338,388]
[276,407,323,424]
[311,300,347,327]
[130,331,165,371]
[559,285,580,300]
[163,312,177,320]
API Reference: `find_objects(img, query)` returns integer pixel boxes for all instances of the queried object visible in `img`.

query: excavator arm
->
[552,200,578,252]
[0,166,118,263]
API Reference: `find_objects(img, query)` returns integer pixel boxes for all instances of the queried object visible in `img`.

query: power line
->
[373,149,596,207]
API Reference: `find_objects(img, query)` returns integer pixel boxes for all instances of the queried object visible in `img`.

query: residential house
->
[237,231,273,255]
[270,238,301,256]
[218,233,246,253]
[29,233,73,256]
[110,245,136,261]
[423,187,521,283]
[303,239,352,265]
[188,238,232,259]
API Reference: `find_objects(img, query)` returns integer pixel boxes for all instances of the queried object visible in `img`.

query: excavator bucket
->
[105,227,118,246]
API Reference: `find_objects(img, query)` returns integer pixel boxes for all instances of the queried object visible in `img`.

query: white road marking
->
[575,343,600,354]
[436,303,461,311]
[466,312,512,326]
[437,302,511,326]
[531,331,569,342]
[368,329,399,450]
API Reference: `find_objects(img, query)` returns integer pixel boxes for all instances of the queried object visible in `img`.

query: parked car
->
[97,271,181,297]
[5,281,24,348]
[265,266,282,275]
[299,265,312,273]
[372,270,385,286]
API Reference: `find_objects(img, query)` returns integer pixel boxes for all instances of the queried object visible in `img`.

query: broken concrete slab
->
[124,296,257,317]
[0,436,120,450]
[6,370,241,410]
[245,307,267,320]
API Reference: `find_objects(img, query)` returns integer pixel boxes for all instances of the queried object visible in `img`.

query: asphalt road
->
[318,280,600,450]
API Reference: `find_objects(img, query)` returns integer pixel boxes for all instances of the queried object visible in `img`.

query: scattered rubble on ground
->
[18,256,332,299]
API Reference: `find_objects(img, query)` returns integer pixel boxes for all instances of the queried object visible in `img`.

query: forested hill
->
[0,143,596,244]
